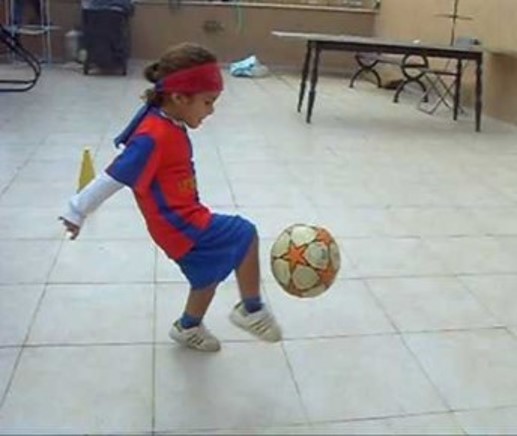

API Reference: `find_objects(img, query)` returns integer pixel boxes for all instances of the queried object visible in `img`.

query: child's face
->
[171,91,220,129]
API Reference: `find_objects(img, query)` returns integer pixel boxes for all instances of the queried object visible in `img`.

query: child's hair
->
[143,42,218,106]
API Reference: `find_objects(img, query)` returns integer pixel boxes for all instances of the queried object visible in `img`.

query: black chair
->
[418,37,481,115]
[0,23,41,92]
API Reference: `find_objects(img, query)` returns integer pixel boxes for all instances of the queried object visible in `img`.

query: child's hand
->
[59,216,81,240]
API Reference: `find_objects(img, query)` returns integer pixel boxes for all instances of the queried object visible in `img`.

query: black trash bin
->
[81,0,133,75]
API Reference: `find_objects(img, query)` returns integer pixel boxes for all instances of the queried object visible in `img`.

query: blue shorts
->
[176,214,257,289]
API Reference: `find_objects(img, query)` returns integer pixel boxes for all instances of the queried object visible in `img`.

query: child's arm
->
[59,171,124,239]
[60,135,160,239]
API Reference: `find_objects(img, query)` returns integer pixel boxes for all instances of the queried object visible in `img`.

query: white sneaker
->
[168,320,221,352]
[229,302,282,342]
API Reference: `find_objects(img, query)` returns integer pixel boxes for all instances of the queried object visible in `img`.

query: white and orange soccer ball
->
[270,224,341,298]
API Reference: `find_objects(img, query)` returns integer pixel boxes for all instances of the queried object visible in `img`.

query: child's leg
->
[235,234,263,312]
[13,0,25,25]
[180,284,217,328]
[169,284,221,352]
[231,233,282,342]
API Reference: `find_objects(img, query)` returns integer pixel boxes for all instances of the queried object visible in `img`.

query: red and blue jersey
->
[106,108,212,259]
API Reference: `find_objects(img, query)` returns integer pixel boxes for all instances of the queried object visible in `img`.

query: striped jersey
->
[107,108,212,259]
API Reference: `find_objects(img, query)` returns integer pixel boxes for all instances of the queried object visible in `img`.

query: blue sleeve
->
[106,135,158,188]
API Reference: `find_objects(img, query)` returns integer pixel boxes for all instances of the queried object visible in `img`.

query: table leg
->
[453,59,463,121]
[475,57,483,132]
[297,41,312,113]
[306,44,320,123]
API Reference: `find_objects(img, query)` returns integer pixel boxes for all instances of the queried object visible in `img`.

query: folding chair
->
[0,23,42,92]
[418,36,480,115]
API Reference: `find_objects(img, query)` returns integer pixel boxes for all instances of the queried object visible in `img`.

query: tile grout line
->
[279,340,312,427]
[0,326,508,350]
[213,129,237,209]
[398,329,457,417]
[362,275,459,425]
[0,325,510,351]
[0,234,66,411]
[0,137,46,198]
[151,246,158,436]
[455,274,509,329]
[306,409,469,429]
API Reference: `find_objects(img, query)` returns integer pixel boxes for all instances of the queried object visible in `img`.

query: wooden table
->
[273,31,484,132]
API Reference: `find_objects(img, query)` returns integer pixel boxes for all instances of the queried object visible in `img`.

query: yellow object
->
[77,148,95,192]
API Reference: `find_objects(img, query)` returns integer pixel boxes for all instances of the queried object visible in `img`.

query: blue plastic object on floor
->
[230,55,269,78]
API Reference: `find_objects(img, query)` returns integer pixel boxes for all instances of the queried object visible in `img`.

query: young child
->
[59,42,281,352]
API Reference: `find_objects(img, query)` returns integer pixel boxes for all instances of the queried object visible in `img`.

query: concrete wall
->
[374,0,517,124]
[130,3,375,70]
[42,0,375,72]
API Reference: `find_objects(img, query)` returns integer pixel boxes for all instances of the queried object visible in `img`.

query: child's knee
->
[240,216,258,238]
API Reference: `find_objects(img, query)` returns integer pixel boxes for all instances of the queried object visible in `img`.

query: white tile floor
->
[1,60,517,434]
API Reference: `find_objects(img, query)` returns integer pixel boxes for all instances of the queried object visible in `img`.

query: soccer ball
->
[270,224,341,298]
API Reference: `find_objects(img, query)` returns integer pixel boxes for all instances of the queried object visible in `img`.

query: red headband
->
[157,63,223,95]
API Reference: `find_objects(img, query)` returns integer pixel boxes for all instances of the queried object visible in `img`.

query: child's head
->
[144,43,223,129]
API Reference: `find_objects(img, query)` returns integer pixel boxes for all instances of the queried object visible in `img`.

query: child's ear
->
[170,93,190,105]
[169,93,183,104]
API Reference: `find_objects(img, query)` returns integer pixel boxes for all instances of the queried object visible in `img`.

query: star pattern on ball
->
[282,241,309,271]
[315,227,333,245]
[271,224,341,298]
[319,265,336,287]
